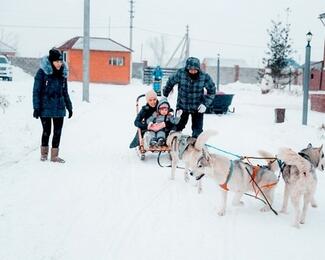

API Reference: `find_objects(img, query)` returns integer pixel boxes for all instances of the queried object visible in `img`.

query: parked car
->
[0,55,13,81]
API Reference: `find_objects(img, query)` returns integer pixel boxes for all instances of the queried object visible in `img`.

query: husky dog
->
[279,144,324,228]
[190,149,278,216]
[166,130,217,181]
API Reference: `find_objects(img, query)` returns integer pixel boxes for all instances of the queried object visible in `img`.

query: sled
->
[205,93,235,114]
[135,94,170,160]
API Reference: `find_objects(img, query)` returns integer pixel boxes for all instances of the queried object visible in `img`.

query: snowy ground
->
[0,67,325,260]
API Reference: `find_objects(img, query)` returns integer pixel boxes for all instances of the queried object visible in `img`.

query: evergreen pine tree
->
[263,19,294,88]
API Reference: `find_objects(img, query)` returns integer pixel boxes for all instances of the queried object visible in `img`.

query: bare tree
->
[0,29,18,52]
[148,35,166,65]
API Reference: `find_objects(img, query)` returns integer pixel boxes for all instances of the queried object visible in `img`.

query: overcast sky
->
[1,0,324,67]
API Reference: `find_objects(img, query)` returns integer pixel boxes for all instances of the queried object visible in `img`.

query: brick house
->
[57,36,132,84]
[309,43,325,113]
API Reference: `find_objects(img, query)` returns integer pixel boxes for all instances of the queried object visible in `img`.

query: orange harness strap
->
[219,160,234,191]
[249,165,278,197]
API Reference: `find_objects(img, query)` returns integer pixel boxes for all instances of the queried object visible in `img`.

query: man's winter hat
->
[49,48,63,62]
[145,90,158,102]
[185,57,200,71]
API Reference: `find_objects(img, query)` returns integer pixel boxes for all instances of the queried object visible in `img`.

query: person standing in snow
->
[152,65,163,81]
[163,57,216,138]
[33,48,73,163]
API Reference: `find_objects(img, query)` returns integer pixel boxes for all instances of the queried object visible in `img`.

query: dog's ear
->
[307,143,313,149]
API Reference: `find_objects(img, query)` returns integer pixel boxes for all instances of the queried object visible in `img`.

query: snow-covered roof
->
[58,36,132,53]
[203,57,248,67]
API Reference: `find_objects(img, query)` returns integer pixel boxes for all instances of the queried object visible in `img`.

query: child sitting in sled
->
[145,98,182,147]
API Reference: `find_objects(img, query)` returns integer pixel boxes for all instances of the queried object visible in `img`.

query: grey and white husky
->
[190,149,279,216]
[166,130,217,181]
[279,144,324,228]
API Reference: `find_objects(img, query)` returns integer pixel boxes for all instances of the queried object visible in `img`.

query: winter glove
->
[68,109,73,119]
[197,104,207,113]
[33,109,39,119]
[176,109,183,118]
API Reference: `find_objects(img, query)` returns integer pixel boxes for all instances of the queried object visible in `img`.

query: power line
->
[0,23,311,51]
[0,24,128,30]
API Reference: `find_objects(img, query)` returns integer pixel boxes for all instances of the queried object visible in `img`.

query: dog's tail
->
[194,130,218,151]
[278,147,311,175]
[258,150,279,172]
[166,131,182,147]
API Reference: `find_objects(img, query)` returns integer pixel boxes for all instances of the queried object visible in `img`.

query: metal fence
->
[143,67,178,85]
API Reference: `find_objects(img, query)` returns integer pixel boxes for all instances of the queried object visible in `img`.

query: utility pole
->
[217,53,220,91]
[108,16,111,38]
[129,0,135,50]
[185,25,190,59]
[83,0,90,102]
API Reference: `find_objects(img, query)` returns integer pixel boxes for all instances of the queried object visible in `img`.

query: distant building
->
[304,61,325,91]
[57,36,132,84]
[308,57,325,113]
[202,57,249,68]
[0,41,16,57]
[201,57,260,84]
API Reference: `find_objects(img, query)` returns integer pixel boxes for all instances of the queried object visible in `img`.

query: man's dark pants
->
[176,111,204,138]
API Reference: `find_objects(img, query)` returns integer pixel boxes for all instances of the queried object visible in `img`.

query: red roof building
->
[57,36,132,85]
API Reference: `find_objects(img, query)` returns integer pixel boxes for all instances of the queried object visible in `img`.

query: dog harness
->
[249,165,278,197]
[219,163,278,194]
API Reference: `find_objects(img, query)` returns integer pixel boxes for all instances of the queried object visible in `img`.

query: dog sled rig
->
[203,144,286,215]
[134,92,235,160]
[157,138,285,216]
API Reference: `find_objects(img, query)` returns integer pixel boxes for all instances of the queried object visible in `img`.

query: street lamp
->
[302,31,312,125]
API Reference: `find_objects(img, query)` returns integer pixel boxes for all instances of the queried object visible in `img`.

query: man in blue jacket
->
[163,57,216,138]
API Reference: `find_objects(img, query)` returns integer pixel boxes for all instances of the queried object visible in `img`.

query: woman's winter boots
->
[40,146,49,161]
[50,148,65,163]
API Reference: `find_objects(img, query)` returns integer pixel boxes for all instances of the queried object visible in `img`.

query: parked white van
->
[0,55,13,81]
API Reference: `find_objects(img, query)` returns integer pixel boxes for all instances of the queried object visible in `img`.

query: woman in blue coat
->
[33,48,73,163]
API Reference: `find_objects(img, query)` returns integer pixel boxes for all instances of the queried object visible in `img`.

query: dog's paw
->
[184,175,190,183]
[217,209,226,216]
[311,203,318,208]
[198,187,202,194]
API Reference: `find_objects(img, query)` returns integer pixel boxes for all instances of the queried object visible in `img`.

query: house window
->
[63,51,67,62]
[109,57,124,66]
